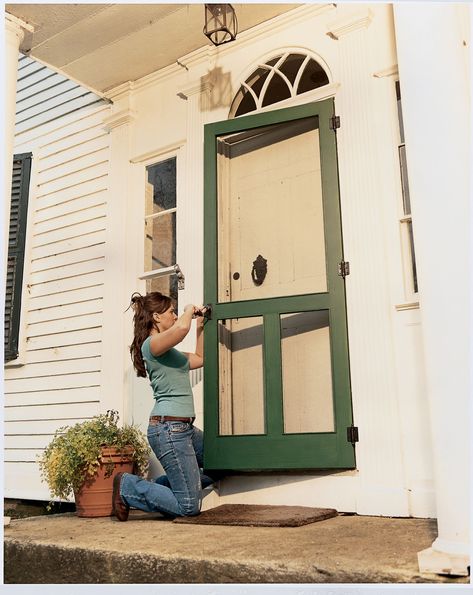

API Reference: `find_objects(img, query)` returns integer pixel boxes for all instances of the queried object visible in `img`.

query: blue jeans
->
[120,420,216,517]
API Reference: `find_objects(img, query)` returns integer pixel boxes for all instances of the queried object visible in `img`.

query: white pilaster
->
[3,14,33,287]
[327,9,409,516]
[174,80,213,420]
[101,93,137,421]
[394,3,470,576]
[176,80,213,350]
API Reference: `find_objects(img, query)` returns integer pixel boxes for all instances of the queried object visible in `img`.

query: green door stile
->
[203,99,355,472]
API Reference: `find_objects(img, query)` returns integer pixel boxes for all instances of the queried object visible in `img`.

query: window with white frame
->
[143,157,178,303]
[396,80,418,298]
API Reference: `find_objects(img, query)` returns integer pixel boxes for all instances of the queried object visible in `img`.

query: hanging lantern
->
[203,4,238,46]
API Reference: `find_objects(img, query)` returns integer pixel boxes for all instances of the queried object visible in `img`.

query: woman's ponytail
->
[128,291,172,377]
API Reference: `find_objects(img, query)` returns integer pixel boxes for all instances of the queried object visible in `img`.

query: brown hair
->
[129,292,173,377]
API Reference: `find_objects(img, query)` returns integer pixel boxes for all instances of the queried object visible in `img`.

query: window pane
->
[281,311,334,434]
[146,275,178,303]
[144,212,176,271]
[218,317,265,435]
[261,72,291,107]
[147,158,176,214]
[297,59,329,94]
[245,67,271,99]
[234,86,257,117]
[279,53,306,86]
[217,118,327,302]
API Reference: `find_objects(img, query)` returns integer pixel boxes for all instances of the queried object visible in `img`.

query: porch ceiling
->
[6,3,301,95]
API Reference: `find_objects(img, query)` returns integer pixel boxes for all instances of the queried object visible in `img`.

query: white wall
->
[107,4,434,516]
[4,56,111,500]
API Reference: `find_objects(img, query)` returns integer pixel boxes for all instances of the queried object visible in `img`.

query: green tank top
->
[141,336,195,417]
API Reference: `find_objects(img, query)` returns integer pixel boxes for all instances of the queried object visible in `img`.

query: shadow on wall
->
[200,66,233,111]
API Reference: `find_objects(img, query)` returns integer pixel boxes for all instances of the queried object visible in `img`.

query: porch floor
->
[4,509,469,584]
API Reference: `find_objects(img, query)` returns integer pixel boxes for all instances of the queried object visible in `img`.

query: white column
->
[394,3,470,576]
[3,14,33,286]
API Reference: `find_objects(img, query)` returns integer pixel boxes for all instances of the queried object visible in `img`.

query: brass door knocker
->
[251,254,267,286]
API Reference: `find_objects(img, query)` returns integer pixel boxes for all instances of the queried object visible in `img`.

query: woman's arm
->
[149,304,195,356]
[185,315,205,370]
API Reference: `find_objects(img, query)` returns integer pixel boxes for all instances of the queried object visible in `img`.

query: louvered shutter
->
[4,153,32,363]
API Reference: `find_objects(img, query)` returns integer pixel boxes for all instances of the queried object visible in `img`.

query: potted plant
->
[39,410,150,517]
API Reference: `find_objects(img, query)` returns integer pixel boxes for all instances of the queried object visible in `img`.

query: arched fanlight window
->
[229,53,329,118]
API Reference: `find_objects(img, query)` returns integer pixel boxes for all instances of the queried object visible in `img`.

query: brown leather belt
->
[149,415,195,423]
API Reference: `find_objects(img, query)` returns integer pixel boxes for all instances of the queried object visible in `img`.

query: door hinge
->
[347,426,359,444]
[330,115,341,130]
[338,261,350,278]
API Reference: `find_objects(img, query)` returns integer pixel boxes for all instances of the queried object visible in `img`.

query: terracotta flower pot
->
[74,447,134,517]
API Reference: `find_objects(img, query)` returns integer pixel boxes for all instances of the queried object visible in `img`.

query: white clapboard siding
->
[27,298,103,323]
[40,126,109,159]
[17,79,80,114]
[21,343,102,365]
[31,230,105,261]
[31,217,107,248]
[36,147,110,186]
[34,192,107,226]
[35,190,107,223]
[35,161,109,196]
[28,271,105,298]
[5,355,101,380]
[26,327,102,351]
[28,286,104,311]
[33,203,106,235]
[5,55,112,500]
[15,93,103,135]
[15,105,110,151]
[5,418,97,437]
[39,133,109,172]
[16,69,57,94]
[16,86,93,122]
[5,386,101,409]
[29,257,105,285]
[5,450,48,463]
[30,242,106,272]
[27,313,103,338]
[4,401,101,423]
[5,372,102,395]
[5,434,64,450]
[35,177,108,210]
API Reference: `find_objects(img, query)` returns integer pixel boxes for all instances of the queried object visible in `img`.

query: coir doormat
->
[173,504,338,527]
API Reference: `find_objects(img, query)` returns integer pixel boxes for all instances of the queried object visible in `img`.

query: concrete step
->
[4,512,469,584]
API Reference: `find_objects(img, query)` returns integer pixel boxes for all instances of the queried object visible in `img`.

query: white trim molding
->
[130,141,185,165]
[327,9,374,40]
[103,108,137,132]
[373,65,399,79]
[177,80,213,101]
[5,12,34,35]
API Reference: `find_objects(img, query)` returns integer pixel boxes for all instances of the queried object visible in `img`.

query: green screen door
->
[203,99,355,471]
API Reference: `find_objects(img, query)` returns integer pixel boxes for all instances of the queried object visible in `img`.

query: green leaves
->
[39,410,150,501]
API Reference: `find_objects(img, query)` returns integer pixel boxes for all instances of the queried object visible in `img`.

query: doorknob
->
[251,254,267,286]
